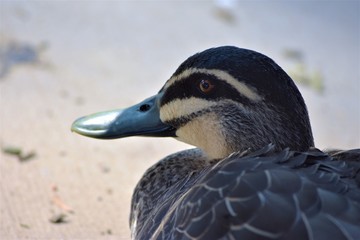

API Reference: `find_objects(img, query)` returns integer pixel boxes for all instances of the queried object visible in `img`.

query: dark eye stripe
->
[160,73,252,107]
[164,109,210,129]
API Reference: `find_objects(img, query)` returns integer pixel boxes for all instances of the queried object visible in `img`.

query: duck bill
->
[71,94,176,139]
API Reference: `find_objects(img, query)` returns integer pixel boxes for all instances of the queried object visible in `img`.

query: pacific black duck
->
[72,46,360,240]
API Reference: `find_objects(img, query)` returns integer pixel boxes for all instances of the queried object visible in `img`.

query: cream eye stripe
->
[160,97,241,122]
[164,68,262,102]
[160,98,216,122]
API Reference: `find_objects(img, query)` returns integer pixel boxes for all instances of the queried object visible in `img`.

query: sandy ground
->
[1,1,359,239]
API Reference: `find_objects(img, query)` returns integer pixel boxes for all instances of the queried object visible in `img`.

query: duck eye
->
[199,79,215,94]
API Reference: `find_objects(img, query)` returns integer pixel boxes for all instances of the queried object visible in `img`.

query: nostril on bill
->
[139,104,151,112]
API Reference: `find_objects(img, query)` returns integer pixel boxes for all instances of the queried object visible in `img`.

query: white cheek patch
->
[164,68,262,102]
[175,113,231,159]
[160,97,218,122]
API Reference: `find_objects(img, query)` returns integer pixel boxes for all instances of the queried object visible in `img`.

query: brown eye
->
[199,79,215,93]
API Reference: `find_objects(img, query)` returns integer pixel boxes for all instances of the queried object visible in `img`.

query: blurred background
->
[1,1,359,239]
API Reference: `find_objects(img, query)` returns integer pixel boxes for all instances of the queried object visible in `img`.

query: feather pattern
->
[131,145,360,240]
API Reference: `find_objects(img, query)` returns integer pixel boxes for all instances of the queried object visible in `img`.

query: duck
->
[71,46,360,240]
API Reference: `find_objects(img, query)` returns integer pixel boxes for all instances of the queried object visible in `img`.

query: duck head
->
[72,46,314,159]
